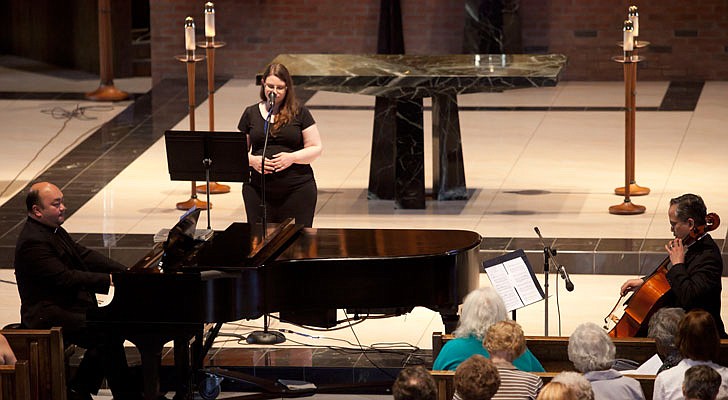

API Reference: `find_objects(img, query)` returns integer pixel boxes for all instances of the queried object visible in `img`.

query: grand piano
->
[89,211,481,399]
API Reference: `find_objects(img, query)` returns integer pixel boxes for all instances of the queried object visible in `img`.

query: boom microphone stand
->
[534,227,574,336]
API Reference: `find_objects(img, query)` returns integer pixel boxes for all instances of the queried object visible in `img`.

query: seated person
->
[647,307,685,374]
[683,365,721,400]
[453,354,501,400]
[0,333,16,365]
[392,365,436,400]
[433,287,544,372]
[549,371,594,400]
[537,381,576,400]
[14,182,138,400]
[483,320,543,399]
[654,310,728,400]
[568,322,644,400]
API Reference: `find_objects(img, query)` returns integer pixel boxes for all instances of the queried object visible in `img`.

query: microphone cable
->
[0,104,112,201]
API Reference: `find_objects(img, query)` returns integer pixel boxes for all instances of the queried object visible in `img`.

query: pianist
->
[13,182,140,400]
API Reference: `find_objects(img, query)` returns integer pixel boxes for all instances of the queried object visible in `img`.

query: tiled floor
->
[2,55,728,397]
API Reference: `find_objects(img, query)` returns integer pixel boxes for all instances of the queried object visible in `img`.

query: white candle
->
[628,6,640,38]
[623,20,634,52]
[204,2,215,38]
[185,17,196,51]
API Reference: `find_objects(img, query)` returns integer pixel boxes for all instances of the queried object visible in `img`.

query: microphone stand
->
[246,100,286,345]
[534,227,574,336]
[260,104,273,239]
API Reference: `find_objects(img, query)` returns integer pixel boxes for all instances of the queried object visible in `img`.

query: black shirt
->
[237,103,316,190]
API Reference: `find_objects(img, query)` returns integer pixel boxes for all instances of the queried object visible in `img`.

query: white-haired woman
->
[568,322,644,400]
[433,287,544,372]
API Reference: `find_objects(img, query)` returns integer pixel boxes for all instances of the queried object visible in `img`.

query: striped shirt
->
[491,362,543,400]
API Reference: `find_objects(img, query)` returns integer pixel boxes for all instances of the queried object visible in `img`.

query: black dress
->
[237,103,318,227]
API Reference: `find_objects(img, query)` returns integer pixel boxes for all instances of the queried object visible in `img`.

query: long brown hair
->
[677,310,720,361]
[259,63,299,134]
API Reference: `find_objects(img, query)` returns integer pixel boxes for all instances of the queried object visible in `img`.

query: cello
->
[604,212,720,338]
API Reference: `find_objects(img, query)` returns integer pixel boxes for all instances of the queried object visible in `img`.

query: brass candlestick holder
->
[175,49,209,211]
[609,49,646,215]
[613,38,650,197]
[195,37,231,195]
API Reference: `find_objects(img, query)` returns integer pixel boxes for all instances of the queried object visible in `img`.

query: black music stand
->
[165,130,248,229]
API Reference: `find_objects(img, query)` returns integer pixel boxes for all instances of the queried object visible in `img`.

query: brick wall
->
[150,0,728,83]
[520,0,728,80]
[150,0,463,84]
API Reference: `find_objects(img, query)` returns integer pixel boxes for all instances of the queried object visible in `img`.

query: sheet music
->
[483,250,545,312]
[486,263,524,311]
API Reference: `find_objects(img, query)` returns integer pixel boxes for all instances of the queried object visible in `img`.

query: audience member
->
[568,322,644,400]
[683,365,721,400]
[647,307,685,374]
[550,371,594,400]
[453,354,501,400]
[654,310,728,400]
[392,365,436,400]
[0,333,16,365]
[483,320,543,399]
[433,287,544,372]
[536,381,576,400]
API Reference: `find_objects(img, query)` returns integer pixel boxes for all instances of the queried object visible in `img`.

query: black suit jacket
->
[14,217,126,333]
[666,234,727,337]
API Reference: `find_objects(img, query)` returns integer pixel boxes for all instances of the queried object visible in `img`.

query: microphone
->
[267,91,277,109]
[558,265,575,292]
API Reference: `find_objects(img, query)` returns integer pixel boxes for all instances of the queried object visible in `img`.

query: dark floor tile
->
[638,253,668,276]
[480,237,511,250]
[597,238,643,252]
[660,81,704,111]
[113,233,156,247]
[508,238,554,251]
[553,238,598,252]
[642,239,669,252]
[312,348,363,368]
[555,253,594,274]
[109,248,156,267]
[595,253,640,275]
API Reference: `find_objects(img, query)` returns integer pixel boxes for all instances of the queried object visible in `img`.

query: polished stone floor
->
[2,54,728,398]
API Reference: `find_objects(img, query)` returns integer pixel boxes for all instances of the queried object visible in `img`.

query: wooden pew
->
[0,360,31,400]
[0,328,67,400]
[430,370,656,400]
[433,332,663,371]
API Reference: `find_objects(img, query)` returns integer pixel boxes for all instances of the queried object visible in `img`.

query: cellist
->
[620,194,727,338]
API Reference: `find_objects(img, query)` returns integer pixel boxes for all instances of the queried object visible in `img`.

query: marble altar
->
[264,53,567,209]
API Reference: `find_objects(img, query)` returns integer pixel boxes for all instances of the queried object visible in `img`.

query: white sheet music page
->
[484,251,545,312]
[504,257,543,305]
[486,263,524,311]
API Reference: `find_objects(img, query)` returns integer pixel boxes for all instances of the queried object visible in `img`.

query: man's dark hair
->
[670,193,707,226]
[392,365,436,400]
[683,365,721,400]
[25,188,41,212]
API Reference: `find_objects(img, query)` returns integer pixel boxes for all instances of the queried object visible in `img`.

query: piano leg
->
[440,310,460,334]
[133,340,164,400]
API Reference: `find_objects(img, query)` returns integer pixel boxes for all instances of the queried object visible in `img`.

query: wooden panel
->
[1,328,67,400]
[0,360,32,400]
